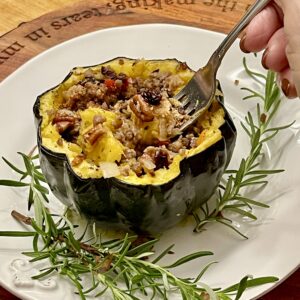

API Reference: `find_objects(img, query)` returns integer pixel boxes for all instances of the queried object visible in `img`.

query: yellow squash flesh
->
[40,58,225,185]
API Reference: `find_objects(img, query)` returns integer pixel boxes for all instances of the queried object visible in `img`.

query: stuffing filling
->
[40,59,224,182]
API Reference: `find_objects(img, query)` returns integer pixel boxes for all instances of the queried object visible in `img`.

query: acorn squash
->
[33,57,236,233]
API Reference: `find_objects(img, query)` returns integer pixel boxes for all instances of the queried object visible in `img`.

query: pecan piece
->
[84,123,106,145]
[52,109,81,135]
[129,95,154,122]
[72,154,86,166]
[55,121,73,134]
[52,109,77,123]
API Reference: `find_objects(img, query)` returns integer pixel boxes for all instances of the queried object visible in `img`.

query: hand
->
[240,0,300,98]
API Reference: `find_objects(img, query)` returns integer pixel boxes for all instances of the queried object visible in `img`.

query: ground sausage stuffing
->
[50,59,209,177]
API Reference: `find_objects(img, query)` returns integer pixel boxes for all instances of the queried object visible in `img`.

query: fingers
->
[279,68,298,99]
[261,28,289,72]
[240,4,283,53]
[280,0,300,96]
[285,42,300,97]
[240,0,300,98]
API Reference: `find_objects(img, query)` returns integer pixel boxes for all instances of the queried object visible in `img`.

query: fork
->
[175,0,272,133]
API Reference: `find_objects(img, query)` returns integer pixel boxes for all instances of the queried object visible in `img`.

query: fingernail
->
[261,49,269,70]
[240,34,250,53]
[281,78,290,97]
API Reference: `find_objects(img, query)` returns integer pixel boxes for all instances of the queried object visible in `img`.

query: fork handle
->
[209,0,272,68]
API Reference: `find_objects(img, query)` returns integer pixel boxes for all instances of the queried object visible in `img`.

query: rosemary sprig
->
[193,58,294,237]
[0,152,278,299]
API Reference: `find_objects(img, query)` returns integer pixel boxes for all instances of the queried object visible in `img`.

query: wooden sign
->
[0,0,254,81]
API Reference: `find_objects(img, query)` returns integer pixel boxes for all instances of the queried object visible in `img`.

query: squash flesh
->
[39,58,225,184]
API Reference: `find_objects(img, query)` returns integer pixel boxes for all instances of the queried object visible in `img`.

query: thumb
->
[275,0,300,96]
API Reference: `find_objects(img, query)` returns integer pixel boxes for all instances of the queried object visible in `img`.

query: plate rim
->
[0,22,299,300]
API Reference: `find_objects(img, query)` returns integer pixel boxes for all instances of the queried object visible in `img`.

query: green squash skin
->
[33,61,236,233]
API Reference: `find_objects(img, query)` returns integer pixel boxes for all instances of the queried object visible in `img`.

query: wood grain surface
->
[0,0,255,81]
[0,0,299,299]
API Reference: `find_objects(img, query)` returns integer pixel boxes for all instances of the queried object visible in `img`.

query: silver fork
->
[175,0,271,133]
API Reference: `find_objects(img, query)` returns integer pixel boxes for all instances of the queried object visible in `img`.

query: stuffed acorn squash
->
[33,57,236,233]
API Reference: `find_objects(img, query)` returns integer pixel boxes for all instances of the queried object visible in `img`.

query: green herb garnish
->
[0,152,278,299]
[193,58,294,238]
[0,58,284,299]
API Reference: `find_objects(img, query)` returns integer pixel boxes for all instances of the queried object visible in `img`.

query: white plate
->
[0,24,299,300]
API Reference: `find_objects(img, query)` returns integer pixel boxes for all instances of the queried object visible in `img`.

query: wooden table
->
[0,1,299,299]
